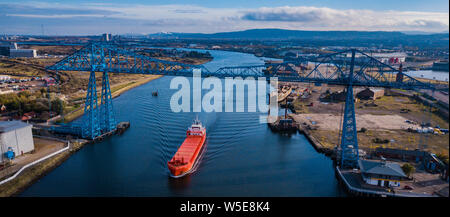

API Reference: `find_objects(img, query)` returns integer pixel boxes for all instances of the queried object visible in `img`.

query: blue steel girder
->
[46,44,442,91]
[47,44,446,143]
[100,70,116,133]
[340,85,359,168]
[83,70,101,139]
[48,42,196,76]
[339,49,359,168]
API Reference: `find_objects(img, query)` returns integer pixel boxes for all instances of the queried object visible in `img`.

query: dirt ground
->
[0,137,66,180]
[292,113,417,131]
[398,169,449,197]
[285,83,449,155]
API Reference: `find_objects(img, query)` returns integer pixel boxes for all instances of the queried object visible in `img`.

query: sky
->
[0,0,449,35]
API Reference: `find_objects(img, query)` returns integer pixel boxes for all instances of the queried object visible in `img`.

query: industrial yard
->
[267,79,449,196]
[274,82,449,156]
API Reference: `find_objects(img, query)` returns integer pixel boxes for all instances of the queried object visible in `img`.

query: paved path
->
[0,138,65,180]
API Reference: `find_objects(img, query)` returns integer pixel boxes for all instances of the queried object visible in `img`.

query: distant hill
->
[149,28,446,39]
[149,29,449,49]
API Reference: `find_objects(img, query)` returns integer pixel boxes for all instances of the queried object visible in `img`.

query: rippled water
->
[20,50,344,197]
[405,70,449,82]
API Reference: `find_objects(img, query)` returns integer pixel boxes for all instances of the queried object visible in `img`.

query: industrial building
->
[344,52,406,65]
[356,88,385,100]
[432,61,449,72]
[102,33,112,42]
[358,159,407,187]
[0,121,35,162]
[0,42,17,56]
[9,49,37,58]
[0,46,9,56]
[0,75,11,81]
[0,42,37,58]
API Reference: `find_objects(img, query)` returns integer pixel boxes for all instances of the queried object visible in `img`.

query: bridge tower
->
[83,70,101,139]
[100,69,116,133]
[339,49,360,168]
[82,43,117,139]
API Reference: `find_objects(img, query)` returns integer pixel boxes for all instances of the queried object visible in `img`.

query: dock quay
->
[0,122,130,196]
[34,121,130,141]
[268,116,298,133]
[93,121,130,141]
[335,166,436,197]
[299,125,335,156]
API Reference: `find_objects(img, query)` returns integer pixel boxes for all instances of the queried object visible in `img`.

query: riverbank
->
[299,125,335,156]
[61,75,162,123]
[0,74,162,197]
[0,55,214,196]
[0,76,162,197]
[0,138,87,197]
[61,56,211,123]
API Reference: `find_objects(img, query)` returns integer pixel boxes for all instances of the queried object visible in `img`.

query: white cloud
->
[1,3,449,34]
[241,6,449,32]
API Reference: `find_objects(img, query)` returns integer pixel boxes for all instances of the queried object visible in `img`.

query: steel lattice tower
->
[83,70,101,139]
[82,43,117,139]
[100,70,116,133]
[339,50,360,168]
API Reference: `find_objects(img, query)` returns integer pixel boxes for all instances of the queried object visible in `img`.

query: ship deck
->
[172,136,203,163]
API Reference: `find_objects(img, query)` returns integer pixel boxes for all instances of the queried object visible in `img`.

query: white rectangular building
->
[358,159,407,188]
[0,75,11,81]
[9,49,37,58]
[0,121,34,162]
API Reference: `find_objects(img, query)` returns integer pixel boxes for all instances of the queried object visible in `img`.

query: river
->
[405,70,449,82]
[20,49,345,196]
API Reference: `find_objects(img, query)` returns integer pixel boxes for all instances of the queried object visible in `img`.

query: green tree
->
[51,98,65,115]
[40,88,46,96]
[401,163,416,178]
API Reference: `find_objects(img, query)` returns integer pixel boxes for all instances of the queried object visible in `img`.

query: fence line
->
[0,141,70,186]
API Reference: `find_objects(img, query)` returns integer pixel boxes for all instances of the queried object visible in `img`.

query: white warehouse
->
[0,121,35,162]
[9,49,37,58]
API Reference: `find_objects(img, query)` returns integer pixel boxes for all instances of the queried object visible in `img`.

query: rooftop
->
[357,87,384,93]
[0,121,32,133]
[359,159,407,178]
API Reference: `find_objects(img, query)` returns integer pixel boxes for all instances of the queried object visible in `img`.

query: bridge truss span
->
[47,42,446,168]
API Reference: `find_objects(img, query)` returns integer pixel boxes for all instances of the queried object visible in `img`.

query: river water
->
[20,49,345,197]
[405,70,449,82]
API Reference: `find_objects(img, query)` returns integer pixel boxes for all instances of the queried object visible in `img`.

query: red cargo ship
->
[167,118,206,178]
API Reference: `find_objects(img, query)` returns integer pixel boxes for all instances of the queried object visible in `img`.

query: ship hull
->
[168,140,206,178]
[168,132,206,178]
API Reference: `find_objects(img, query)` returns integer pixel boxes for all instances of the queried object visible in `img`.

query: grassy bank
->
[61,75,162,122]
[0,140,86,197]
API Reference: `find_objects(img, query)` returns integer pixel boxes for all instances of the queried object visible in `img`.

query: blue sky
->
[0,0,448,35]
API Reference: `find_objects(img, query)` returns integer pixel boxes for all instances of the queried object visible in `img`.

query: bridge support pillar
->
[100,70,116,133]
[83,70,101,139]
[339,49,359,168]
[339,85,359,168]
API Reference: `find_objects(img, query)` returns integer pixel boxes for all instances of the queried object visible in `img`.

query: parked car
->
[403,185,414,190]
